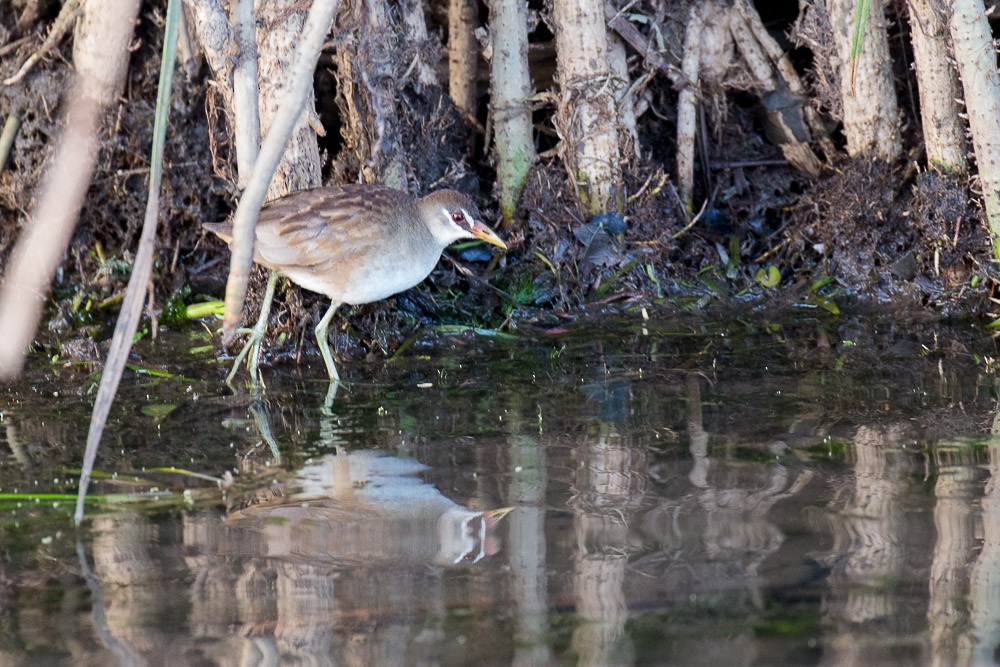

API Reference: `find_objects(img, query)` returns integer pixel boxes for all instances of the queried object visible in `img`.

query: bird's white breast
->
[282,227,444,305]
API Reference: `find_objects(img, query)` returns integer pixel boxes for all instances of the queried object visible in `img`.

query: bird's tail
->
[202,221,234,244]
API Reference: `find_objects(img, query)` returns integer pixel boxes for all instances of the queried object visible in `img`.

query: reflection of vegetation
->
[626,603,765,659]
[799,440,851,462]
[754,606,823,637]
[724,445,794,465]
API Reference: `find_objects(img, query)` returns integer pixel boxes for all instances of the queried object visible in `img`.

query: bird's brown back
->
[203,184,424,259]
[202,184,440,303]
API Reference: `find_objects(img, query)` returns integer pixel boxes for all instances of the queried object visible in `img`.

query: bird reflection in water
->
[225,450,511,567]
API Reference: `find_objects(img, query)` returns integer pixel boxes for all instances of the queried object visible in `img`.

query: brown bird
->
[203,183,507,385]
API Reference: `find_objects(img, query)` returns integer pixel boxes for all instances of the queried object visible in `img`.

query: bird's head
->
[419,190,507,250]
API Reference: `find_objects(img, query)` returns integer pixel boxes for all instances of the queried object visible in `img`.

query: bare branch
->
[221,0,339,342]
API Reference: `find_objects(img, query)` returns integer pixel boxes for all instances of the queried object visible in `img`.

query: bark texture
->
[400,0,439,90]
[488,0,535,222]
[257,0,323,198]
[333,0,407,189]
[950,0,1000,257]
[186,0,253,185]
[909,0,967,173]
[553,0,623,214]
[826,0,901,159]
[731,0,822,176]
[448,0,479,117]
[229,0,260,185]
[605,1,637,159]
[676,3,704,214]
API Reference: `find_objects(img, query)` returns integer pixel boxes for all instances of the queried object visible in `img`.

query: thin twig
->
[753,236,791,264]
[0,35,32,59]
[710,159,790,169]
[670,197,710,241]
[3,0,82,86]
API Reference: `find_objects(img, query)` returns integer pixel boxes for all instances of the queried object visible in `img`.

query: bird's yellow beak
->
[471,220,508,250]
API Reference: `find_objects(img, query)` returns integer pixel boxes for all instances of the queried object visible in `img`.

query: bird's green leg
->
[315,301,341,383]
[226,270,279,388]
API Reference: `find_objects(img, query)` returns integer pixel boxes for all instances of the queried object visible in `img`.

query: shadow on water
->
[2,313,1000,664]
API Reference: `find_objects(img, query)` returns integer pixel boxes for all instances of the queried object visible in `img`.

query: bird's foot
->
[225,330,266,390]
[222,271,279,391]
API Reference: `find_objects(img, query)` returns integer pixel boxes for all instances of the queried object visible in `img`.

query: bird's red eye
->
[451,210,464,224]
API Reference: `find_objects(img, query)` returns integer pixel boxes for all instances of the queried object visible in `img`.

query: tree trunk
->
[257,0,323,197]
[909,0,967,173]
[333,0,407,189]
[449,0,479,117]
[605,1,637,160]
[229,0,260,187]
[400,0,439,90]
[552,0,623,214]
[731,0,823,176]
[826,0,901,159]
[676,3,704,214]
[488,0,535,223]
[950,0,1000,257]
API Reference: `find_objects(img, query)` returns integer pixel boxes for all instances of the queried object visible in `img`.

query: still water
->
[0,314,998,665]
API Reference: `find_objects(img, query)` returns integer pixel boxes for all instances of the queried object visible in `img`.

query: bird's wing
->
[252,185,415,271]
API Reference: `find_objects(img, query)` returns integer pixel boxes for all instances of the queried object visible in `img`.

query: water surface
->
[0,314,997,665]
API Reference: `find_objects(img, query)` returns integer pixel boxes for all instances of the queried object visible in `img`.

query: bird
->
[203,183,507,386]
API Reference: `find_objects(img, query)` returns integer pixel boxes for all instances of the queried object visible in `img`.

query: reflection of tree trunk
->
[184,514,245,641]
[572,550,629,667]
[928,453,977,667]
[970,447,1000,664]
[684,372,810,612]
[842,427,904,621]
[508,434,550,667]
[91,514,161,653]
[570,423,642,666]
[824,0,901,159]
[686,372,709,488]
[273,562,337,663]
[823,425,908,663]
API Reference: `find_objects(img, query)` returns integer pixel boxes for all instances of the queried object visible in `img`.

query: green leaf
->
[141,404,177,421]
[755,265,781,288]
[186,300,225,320]
[810,276,833,293]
